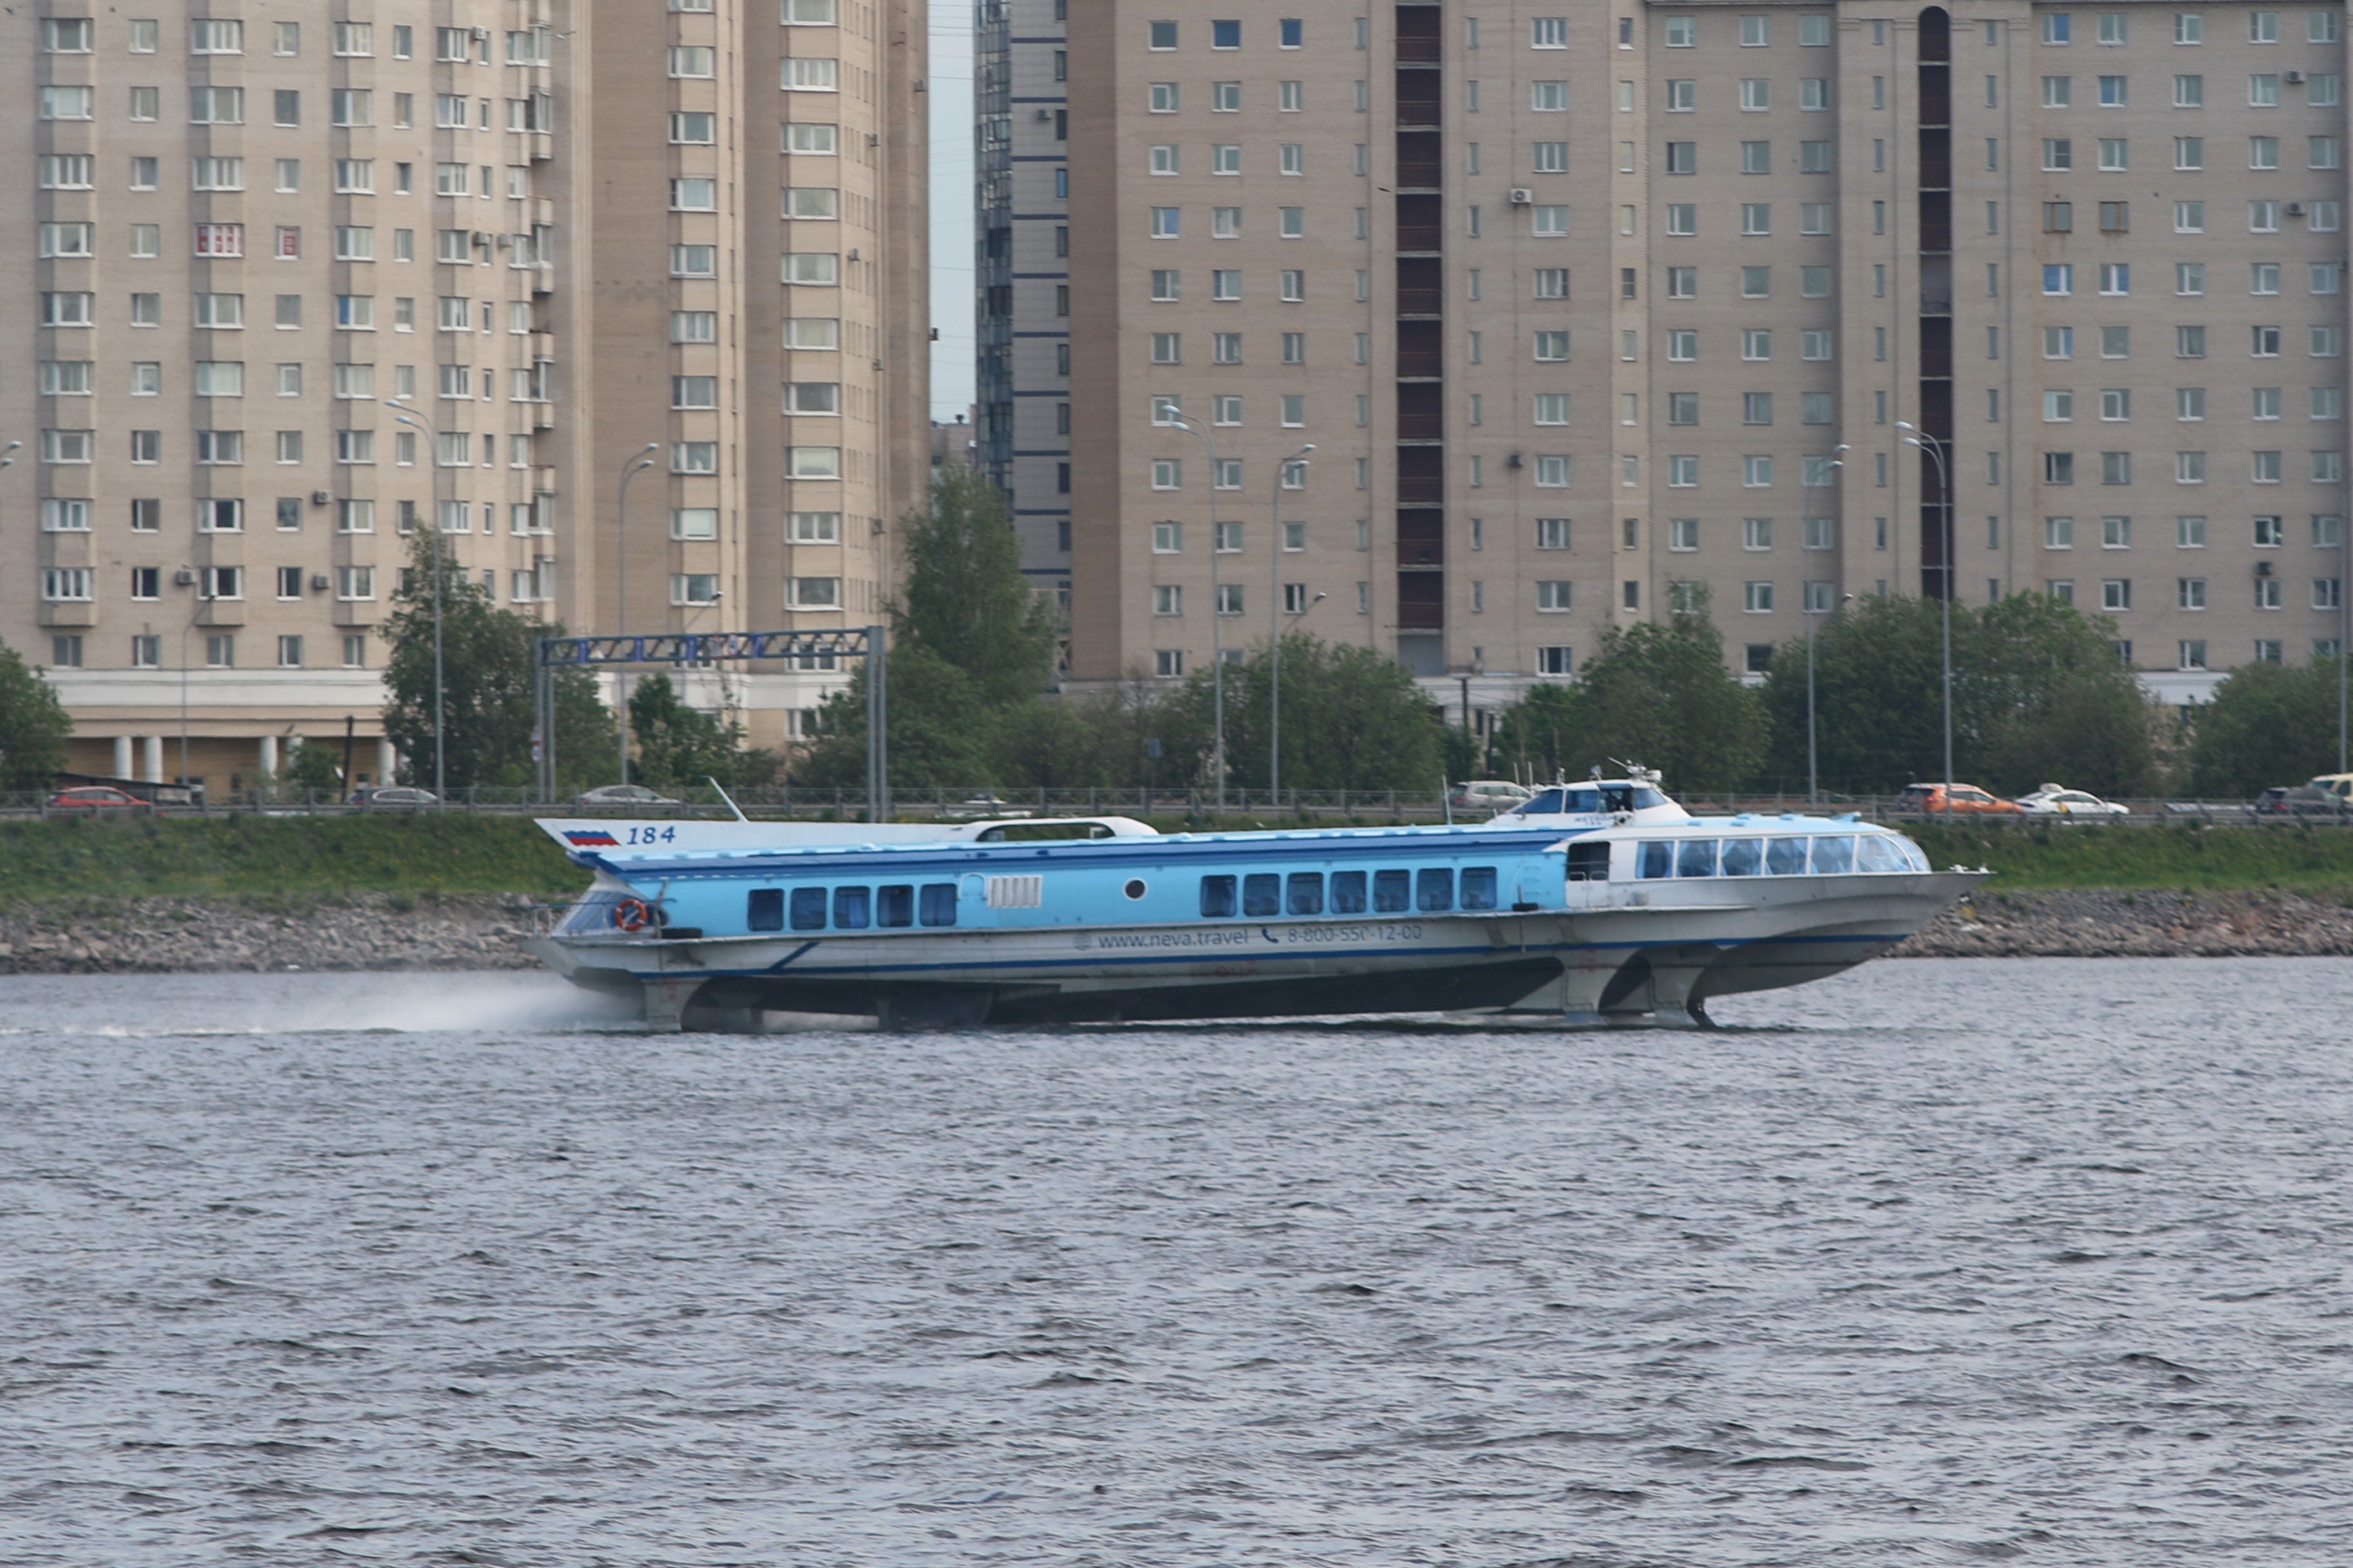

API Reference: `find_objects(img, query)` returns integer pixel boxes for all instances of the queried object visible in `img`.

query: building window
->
[788,576,841,609]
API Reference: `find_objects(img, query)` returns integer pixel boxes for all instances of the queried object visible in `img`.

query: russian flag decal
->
[564,830,621,846]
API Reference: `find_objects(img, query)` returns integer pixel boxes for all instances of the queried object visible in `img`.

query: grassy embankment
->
[0,814,585,906]
[1905,820,2353,892]
[2,813,2352,903]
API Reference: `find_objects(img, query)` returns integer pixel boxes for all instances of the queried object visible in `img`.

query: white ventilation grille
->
[984,875,1043,909]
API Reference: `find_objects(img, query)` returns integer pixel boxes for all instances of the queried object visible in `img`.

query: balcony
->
[1394,193,1442,252]
[1396,446,1444,503]
[1396,509,1444,568]
[1395,5,1442,63]
[1394,71,1440,123]
[1395,255,1442,315]
[1395,129,1441,189]
[1396,381,1444,440]
[1396,318,1443,378]
[1396,570,1444,628]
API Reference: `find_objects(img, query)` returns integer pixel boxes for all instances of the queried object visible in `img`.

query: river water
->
[2,959,2349,1567]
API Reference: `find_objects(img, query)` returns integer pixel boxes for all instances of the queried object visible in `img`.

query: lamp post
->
[1806,445,1852,806]
[613,443,660,786]
[1806,591,1854,804]
[1268,443,1314,804]
[1165,412,1227,808]
[179,574,214,792]
[1896,422,1955,789]
[382,401,449,798]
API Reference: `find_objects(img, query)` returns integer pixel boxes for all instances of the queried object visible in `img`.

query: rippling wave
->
[1,960,2347,1565]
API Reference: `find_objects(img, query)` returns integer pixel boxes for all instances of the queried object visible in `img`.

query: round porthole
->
[1123,878,1148,900]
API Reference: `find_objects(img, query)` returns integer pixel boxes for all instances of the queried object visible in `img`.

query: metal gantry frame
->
[534,626,888,820]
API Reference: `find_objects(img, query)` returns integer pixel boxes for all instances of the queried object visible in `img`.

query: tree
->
[1152,634,1448,793]
[2185,655,2352,796]
[1490,684,1579,784]
[1493,590,1766,793]
[285,739,346,795]
[894,466,1058,707]
[626,673,775,792]
[1757,593,2157,797]
[0,638,72,791]
[790,645,1001,792]
[789,471,1058,794]
[382,535,613,791]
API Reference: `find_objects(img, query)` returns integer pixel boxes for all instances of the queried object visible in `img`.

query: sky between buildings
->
[929,0,976,420]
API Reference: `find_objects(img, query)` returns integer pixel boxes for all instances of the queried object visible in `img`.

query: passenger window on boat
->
[877,884,914,927]
[747,888,785,931]
[1677,840,1718,877]
[1519,790,1565,814]
[1719,839,1763,876]
[1765,837,1809,876]
[1200,874,1238,917]
[1331,870,1368,912]
[1566,841,1611,881]
[1416,867,1454,912]
[1243,873,1282,916]
[790,887,828,931]
[1896,837,1931,871]
[833,887,871,929]
[1460,867,1498,909]
[1810,835,1856,873]
[1638,841,1675,878]
[1563,787,1602,813]
[1374,867,1412,912]
[918,884,958,927]
[1286,873,1324,914]
[1856,835,1906,873]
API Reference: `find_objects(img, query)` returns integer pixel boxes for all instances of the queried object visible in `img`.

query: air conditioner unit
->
[1507,188,1535,205]
[2288,202,2307,216]
[2288,69,2307,83]
[2257,560,2277,576]
[174,569,197,587]
[310,573,333,591]
[1507,453,1524,468]
[311,490,332,505]
[1035,108,1053,121]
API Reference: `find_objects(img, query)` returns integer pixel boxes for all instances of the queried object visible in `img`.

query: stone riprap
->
[1897,888,2353,957]
[0,895,543,974]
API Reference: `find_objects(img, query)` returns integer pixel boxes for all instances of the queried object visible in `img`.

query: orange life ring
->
[611,897,654,933]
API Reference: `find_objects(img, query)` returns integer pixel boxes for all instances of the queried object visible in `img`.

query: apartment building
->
[1058,1,2352,717]
[2,0,926,795]
[976,0,1076,605]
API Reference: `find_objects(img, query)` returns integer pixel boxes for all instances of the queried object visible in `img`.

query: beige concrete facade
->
[1062,1,2353,720]
[3,0,926,796]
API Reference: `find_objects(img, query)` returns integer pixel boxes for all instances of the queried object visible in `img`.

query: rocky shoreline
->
[0,894,543,975]
[0,888,2349,976]
[1893,887,2353,958]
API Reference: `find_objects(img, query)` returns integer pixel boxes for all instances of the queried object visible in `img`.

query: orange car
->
[46,785,150,814]
[1898,782,2023,815]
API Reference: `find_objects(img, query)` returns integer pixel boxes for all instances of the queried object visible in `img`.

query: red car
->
[47,786,149,814]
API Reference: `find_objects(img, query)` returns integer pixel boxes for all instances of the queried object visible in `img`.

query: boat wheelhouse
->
[525,780,1981,1031]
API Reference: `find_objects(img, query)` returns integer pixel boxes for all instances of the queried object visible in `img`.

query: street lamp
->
[1268,443,1314,803]
[1806,590,1854,805]
[1164,411,1228,809]
[1806,445,1852,806]
[381,400,449,798]
[1896,422,1956,789]
[179,570,215,792]
[613,443,660,787]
